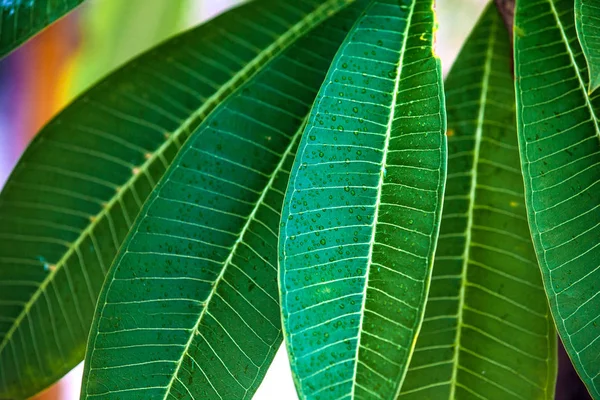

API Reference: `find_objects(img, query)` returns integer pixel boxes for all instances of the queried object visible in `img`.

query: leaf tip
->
[587,75,600,95]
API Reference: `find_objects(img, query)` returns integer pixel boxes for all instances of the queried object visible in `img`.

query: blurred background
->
[0,0,590,399]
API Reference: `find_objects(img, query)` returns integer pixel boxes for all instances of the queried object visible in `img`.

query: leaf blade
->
[81,3,368,399]
[575,0,600,93]
[0,1,355,397]
[515,0,600,397]
[399,5,557,399]
[279,0,446,398]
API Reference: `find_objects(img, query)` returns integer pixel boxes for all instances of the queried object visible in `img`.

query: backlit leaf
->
[0,1,354,397]
[80,3,367,399]
[279,0,446,398]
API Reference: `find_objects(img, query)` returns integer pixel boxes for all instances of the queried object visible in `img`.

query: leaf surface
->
[575,0,600,93]
[279,0,446,398]
[399,5,557,399]
[80,3,367,399]
[0,1,353,397]
[0,0,84,58]
[515,0,600,397]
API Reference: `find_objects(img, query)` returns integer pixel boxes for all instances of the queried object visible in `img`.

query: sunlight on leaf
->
[279,0,446,398]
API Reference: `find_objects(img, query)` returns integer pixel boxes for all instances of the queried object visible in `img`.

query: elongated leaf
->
[0,0,84,57]
[575,0,600,93]
[80,3,368,399]
[399,5,557,399]
[0,1,355,397]
[515,0,600,397]
[279,0,446,398]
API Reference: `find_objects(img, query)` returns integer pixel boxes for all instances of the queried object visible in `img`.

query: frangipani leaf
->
[81,3,367,399]
[0,1,355,397]
[515,0,600,397]
[279,0,446,398]
[400,5,557,399]
[575,0,600,94]
[0,0,84,58]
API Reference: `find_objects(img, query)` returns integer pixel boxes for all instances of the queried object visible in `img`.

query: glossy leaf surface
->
[81,3,367,399]
[0,0,84,58]
[0,1,352,397]
[279,0,446,398]
[515,0,600,397]
[399,5,557,399]
[575,0,600,93]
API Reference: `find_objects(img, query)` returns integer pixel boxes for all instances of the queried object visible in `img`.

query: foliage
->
[575,0,600,93]
[82,3,366,398]
[279,1,446,398]
[0,0,598,399]
[515,0,600,397]
[400,5,556,398]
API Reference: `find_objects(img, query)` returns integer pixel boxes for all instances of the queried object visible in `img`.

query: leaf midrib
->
[159,121,305,400]
[0,0,352,369]
[447,15,496,399]
[350,1,417,397]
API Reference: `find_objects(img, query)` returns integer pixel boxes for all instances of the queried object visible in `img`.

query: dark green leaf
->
[0,1,354,397]
[400,5,557,399]
[575,0,600,93]
[279,0,446,398]
[80,3,367,399]
[515,0,600,397]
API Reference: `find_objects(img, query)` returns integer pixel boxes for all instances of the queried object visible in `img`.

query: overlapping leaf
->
[279,0,446,398]
[515,0,600,397]
[575,0,600,93]
[0,0,84,57]
[80,3,368,399]
[0,1,355,397]
[399,5,556,399]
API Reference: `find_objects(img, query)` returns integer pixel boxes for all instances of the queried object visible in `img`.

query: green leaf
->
[575,0,600,94]
[279,0,446,398]
[0,0,84,58]
[399,5,557,399]
[80,3,367,399]
[515,0,600,397]
[0,1,355,397]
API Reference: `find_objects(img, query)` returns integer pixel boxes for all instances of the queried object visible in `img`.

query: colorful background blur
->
[0,0,489,189]
[0,1,589,399]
